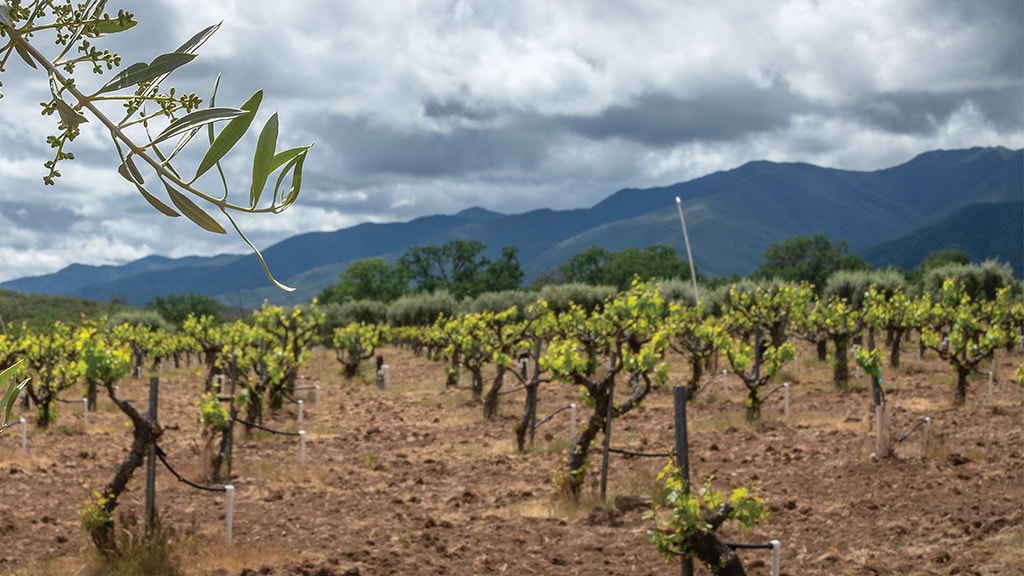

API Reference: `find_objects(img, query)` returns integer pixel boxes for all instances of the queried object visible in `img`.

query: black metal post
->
[599,378,614,503]
[144,376,158,538]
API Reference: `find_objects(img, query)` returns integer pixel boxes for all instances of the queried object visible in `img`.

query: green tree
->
[911,249,970,285]
[1,2,312,288]
[319,258,407,304]
[558,244,692,290]
[398,240,521,299]
[558,246,610,285]
[754,233,869,292]
[478,246,525,293]
[146,292,224,327]
[603,245,691,290]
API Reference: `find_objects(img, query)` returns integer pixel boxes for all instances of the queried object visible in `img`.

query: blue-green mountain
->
[3,146,1020,306]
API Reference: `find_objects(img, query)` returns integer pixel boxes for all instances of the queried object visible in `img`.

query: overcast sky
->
[0,0,1021,282]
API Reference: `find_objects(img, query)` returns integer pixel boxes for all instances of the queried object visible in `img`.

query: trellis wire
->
[896,416,932,444]
[232,416,307,463]
[723,540,782,576]
[762,382,791,417]
[233,416,303,436]
[606,446,674,458]
[534,403,573,429]
[154,445,227,492]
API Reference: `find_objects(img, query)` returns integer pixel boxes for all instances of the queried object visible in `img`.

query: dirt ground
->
[1,340,1022,576]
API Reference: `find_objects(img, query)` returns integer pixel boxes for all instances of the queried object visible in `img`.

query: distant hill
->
[861,201,1024,271]
[3,146,1021,306]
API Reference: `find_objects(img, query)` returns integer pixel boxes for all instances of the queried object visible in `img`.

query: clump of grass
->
[82,512,182,576]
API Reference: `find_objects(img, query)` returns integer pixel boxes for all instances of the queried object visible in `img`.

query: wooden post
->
[875,403,890,458]
[673,386,693,576]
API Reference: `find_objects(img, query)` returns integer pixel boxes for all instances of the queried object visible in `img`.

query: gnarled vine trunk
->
[90,383,163,555]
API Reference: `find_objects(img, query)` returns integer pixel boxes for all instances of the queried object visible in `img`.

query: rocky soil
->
[1,342,1021,575]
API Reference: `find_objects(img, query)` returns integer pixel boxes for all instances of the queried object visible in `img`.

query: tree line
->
[314,232,1017,309]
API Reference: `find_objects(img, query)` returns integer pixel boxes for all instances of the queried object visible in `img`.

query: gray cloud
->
[561,80,808,147]
[0,0,1020,283]
[852,87,1024,136]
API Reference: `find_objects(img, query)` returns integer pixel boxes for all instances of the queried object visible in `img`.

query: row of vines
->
[1,277,1021,571]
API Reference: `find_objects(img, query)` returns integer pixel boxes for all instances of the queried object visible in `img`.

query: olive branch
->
[0,1,313,290]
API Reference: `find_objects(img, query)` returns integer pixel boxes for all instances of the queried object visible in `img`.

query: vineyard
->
[0,280,1022,575]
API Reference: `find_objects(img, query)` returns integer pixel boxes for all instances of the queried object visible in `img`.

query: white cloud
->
[0,0,1020,282]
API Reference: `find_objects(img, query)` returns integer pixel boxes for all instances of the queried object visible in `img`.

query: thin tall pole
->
[675,197,700,304]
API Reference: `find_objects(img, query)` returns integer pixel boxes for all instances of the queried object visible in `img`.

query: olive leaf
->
[165,182,227,234]
[96,52,197,95]
[194,90,262,181]
[249,113,279,207]
[151,107,248,147]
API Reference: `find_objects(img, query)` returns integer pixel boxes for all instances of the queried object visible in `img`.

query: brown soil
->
[1,342,1022,576]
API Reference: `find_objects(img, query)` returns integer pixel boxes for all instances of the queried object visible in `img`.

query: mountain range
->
[3,146,1021,307]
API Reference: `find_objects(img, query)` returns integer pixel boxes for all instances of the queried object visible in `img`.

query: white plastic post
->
[224,484,235,546]
[114,385,119,400]
[297,399,304,424]
[783,382,790,418]
[20,417,27,455]
[299,430,307,466]
[314,385,321,406]
[217,374,225,396]
[569,403,577,440]
[793,350,799,374]
[988,371,994,400]
[83,398,89,425]
[770,539,781,576]
[924,416,932,442]
[382,364,391,388]
[722,370,728,394]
